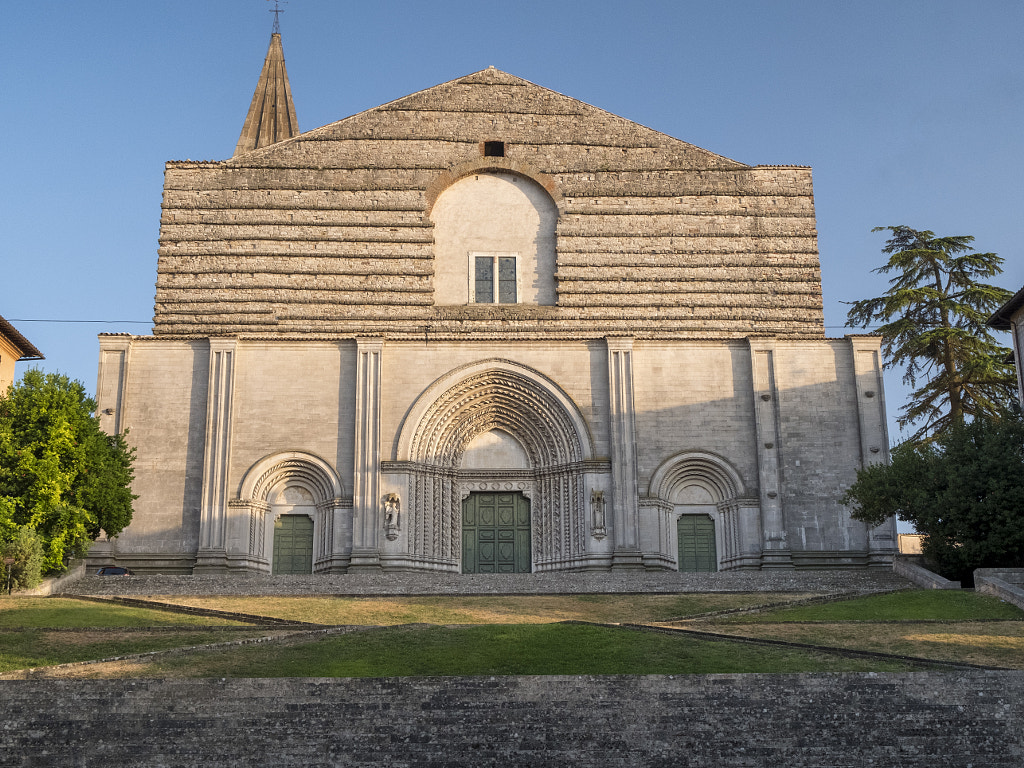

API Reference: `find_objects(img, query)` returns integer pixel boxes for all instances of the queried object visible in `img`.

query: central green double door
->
[462,492,531,573]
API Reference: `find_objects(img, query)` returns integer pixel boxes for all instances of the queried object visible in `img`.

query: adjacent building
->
[91,32,896,574]
[989,285,1024,406]
[0,314,43,394]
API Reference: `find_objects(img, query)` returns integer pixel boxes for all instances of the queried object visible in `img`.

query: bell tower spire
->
[234,5,299,156]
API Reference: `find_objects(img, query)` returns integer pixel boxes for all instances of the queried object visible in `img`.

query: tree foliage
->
[842,414,1024,582]
[846,226,1016,442]
[1,526,44,592]
[0,370,135,572]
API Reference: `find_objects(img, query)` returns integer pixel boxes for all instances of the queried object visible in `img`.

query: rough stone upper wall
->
[154,69,823,339]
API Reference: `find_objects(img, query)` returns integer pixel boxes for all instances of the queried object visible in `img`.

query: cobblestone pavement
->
[64,569,911,597]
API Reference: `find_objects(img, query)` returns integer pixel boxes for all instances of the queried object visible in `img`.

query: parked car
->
[95,566,134,576]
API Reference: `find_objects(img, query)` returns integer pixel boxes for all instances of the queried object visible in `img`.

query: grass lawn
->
[681,590,1024,670]
[0,598,247,628]
[716,590,1024,623]
[18,623,922,679]
[151,593,817,625]
[0,628,279,673]
[3,589,1020,677]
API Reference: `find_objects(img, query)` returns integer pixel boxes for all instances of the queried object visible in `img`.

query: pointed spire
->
[234,32,299,156]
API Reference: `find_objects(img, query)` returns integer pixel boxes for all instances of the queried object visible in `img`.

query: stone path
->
[64,569,910,597]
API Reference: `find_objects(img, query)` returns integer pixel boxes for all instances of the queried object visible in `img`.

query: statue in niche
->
[383,493,401,540]
[590,489,607,540]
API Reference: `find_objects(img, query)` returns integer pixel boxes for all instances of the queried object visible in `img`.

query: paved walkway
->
[64,569,911,597]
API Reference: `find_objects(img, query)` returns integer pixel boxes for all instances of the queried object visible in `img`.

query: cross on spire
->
[268,0,287,35]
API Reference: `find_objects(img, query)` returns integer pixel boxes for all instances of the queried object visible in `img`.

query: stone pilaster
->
[96,336,132,436]
[606,337,643,568]
[749,339,792,568]
[195,338,237,573]
[349,338,384,570]
[850,336,897,565]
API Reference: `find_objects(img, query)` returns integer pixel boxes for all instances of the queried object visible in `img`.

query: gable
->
[230,68,747,173]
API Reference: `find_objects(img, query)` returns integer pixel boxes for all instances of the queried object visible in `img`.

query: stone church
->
[91,31,896,574]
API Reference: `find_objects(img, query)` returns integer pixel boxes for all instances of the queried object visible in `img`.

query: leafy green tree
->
[842,414,1024,582]
[1,526,44,592]
[0,370,135,572]
[846,226,1016,442]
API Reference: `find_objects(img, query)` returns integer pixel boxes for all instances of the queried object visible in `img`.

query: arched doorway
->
[393,359,597,572]
[233,451,347,573]
[649,451,749,572]
[268,485,316,574]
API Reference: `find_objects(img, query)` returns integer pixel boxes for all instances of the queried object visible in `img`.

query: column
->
[607,337,643,568]
[749,339,792,567]
[850,335,897,565]
[349,337,384,570]
[195,337,237,573]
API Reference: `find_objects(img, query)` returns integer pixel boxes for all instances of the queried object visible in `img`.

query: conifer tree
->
[846,226,1016,442]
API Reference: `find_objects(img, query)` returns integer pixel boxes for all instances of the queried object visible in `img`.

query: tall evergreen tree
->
[0,370,135,572]
[846,226,1016,442]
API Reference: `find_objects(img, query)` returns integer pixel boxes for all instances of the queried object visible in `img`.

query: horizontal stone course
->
[154,71,823,338]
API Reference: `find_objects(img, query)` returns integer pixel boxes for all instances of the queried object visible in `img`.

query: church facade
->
[91,33,896,574]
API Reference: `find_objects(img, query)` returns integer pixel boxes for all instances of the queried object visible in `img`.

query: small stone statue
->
[383,493,401,540]
[590,489,607,540]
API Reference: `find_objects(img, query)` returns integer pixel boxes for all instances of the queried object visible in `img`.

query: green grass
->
[0,628,273,672]
[728,590,1024,623]
[0,598,246,628]
[157,593,814,625]
[100,623,920,678]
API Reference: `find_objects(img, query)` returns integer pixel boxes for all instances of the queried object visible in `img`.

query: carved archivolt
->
[237,450,344,505]
[395,360,594,569]
[648,451,745,504]
[399,359,593,467]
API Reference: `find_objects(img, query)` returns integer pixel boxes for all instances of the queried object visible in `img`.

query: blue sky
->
[3,0,1022,445]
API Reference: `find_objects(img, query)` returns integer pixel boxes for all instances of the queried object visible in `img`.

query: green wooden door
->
[462,492,531,573]
[272,514,314,574]
[677,515,718,572]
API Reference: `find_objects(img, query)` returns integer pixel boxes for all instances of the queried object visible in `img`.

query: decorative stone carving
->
[590,489,607,540]
[383,493,401,540]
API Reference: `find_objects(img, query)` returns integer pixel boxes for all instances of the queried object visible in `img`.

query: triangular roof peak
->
[234,32,300,156]
[275,66,746,170]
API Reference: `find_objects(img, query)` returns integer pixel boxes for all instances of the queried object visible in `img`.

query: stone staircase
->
[2,672,1022,766]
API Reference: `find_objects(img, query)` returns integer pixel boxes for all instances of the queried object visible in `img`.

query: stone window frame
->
[468,251,520,304]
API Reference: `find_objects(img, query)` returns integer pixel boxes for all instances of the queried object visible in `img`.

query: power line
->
[8,318,151,325]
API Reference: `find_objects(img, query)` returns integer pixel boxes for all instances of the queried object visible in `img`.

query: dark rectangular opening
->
[483,141,505,157]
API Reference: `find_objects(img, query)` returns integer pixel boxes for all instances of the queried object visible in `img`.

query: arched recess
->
[392,359,596,571]
[429,169,559,306]
[648,451,757,571]
[233,451,348,573]
[649,451,744,503]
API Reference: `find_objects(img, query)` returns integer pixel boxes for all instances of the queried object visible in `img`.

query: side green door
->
[677,515,718,572]
[272,514,314,574]
[462,492,531,573]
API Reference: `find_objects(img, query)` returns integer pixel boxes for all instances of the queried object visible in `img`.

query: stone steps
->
[2,672,1021,766]
[63,569,911,598]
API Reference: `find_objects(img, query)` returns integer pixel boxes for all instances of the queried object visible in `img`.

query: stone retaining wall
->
[2,672,1021,766]
[975,568,1024,611]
